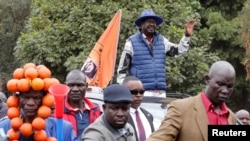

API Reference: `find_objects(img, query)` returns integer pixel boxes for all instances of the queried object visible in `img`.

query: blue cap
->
[104,84,132,103]
[135,9,163,26]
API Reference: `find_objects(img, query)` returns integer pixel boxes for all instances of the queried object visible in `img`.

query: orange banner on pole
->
[81,10,121,88]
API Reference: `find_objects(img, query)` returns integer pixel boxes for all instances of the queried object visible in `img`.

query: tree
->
[0,0,31,94]
[236,0,250,110]
[199,0,249,110]
[239,0,250,79]
[14,0,217,86]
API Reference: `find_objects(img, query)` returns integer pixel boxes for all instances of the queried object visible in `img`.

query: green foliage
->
[0,0,31,94]
[207,12,239,41]
[12,0,222,96]
[167,47,220,94]
[200,0,247,19]
[199,0,249,111]
[238,0,250,79]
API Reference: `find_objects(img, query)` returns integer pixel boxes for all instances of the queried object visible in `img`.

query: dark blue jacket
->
[129,31,167,90]
[0,117,79,141]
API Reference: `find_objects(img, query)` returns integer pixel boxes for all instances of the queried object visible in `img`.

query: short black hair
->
[122,76,140,85]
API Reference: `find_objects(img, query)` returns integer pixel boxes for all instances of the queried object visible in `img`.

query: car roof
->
[86,86,191,104]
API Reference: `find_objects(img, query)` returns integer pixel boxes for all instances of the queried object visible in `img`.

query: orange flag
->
[81,9,121,88]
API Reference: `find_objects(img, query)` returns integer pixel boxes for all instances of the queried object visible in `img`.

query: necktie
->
[135,110,146,141]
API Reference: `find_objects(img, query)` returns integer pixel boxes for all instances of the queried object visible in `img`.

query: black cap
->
[104,84,132,103]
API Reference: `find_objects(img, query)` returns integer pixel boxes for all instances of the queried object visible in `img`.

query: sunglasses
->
[130,90,145,95]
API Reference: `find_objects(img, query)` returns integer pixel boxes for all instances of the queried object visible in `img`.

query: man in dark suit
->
[122,76,154,141]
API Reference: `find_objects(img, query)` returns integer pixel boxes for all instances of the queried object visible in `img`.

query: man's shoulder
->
[82,117,111,140]
[0,117,10,125]
[46,117,73,127]
[85,116,104,130]
[128,34,138,40]
[140,107,153,116]
[172,95,196,102]
[83,97,101,111]
[0,117,10,132]
[127,31,141,39]
[0,116,10,122]
[126,122,134,129]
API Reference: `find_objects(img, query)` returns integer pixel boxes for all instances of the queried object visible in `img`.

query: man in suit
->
[122,76,154,141]
[146,60,237,141]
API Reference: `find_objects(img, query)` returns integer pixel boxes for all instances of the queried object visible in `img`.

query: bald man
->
[235,109,250,125]
[146,61,237,141]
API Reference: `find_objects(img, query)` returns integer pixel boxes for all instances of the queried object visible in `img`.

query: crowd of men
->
[0,8,249,141]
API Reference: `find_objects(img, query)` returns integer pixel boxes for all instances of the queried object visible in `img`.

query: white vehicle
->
[85,86,190,130]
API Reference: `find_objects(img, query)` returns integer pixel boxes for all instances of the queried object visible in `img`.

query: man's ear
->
[102,104,106,111]
[205,75,210,84]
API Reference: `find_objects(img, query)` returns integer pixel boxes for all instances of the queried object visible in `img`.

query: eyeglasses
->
[130,90,145,95]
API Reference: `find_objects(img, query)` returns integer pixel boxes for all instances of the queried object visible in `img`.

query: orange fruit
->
[24,67,38,80]
[13,68,24,79]
[36,64,46,69]
[43,78,60,91]
[37,66,51,79]
[43,78,53,91]
[38,105,51,119]
[42,93,55,107]
[6,95,19,108]
[11,117,23,131]
[17,78,30,92]
[32,117,46,131]
[23,62,36,70]
[7,79,19,93]
[20,123,33,137]
[7,128,19,140]
[51,78,60,84]
[7,107,20,119]
[47,137,57,141]
[31,78,45,91]
[34,130,47,141]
